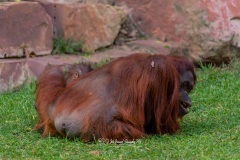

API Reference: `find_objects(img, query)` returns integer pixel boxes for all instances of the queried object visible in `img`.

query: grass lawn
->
[0,61,239,159]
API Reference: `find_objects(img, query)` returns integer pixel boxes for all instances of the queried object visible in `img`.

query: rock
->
[38,2,127,52]
[0,2,53,58]
[114,15,143,45]
[116,0,240,63]
[0,60,30,93]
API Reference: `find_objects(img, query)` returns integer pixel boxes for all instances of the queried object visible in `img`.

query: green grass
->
[0,61,240,159]
[52,37,85,55]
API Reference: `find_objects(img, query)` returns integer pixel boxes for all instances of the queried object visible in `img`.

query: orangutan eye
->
[181,82,188,88]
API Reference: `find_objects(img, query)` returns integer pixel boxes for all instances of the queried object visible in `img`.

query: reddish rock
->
[0,60,30,92]
[0,2,53,58]
[39,2,128,51]
[116,0,240,62]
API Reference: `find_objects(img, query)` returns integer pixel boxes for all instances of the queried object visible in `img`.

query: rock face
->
[1,0,240,93]
[116,0,240,63]
[0,2,53,58]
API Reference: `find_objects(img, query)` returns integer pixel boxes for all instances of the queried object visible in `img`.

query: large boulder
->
[56,4,127,51]
[38,2,128,52]
[0,2,53,58]
[116,0,240,63]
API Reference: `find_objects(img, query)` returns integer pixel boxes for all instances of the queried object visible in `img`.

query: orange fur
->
[34,53,196,141]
